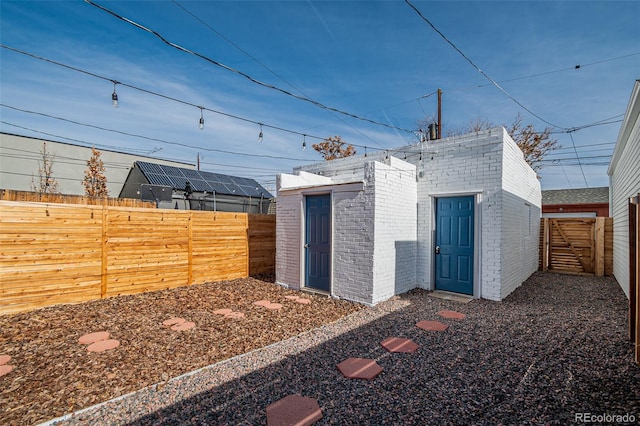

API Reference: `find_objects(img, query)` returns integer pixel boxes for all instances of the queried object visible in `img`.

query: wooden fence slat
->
[539,217,612,277]
[551,219,589,272]
[0,200,275,315]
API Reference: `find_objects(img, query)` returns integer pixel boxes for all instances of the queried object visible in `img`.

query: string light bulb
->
[111,81,119,108]
[302,134,307,150]
[258,124,263,142]
[198,107,204,130]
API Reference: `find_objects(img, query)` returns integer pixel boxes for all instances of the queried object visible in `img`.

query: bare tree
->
[83,148,109,197]
[506,114,559,172]
[312,135,357,161]
[31,142,60,194]
[417,114,558,171]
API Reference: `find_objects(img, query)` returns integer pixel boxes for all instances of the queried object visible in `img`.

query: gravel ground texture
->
[0,275,363,425]
[35,272,640,426]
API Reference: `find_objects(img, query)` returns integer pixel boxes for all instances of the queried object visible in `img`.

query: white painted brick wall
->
[370,159,417,304]
[500,130,542,299]
[275,192,302,289]
[331,184,375,305]
[417,130,505,300]
[281,127,541,303]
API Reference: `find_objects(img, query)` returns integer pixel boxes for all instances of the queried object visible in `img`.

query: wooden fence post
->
[101,206,108,298]
[188,212,193,285]
[595,217,605,276]
[542,218,549,271]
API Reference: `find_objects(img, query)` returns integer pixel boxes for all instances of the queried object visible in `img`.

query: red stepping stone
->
[224,312,245,319]
[0,355,11,365]
[266,394,323,426]
[213,309,233,315]
[78,331,110,345]
[254,300,272,307]
[438,310,466,319]
[416,320,449,331]
[171,321,196,331]
[265,303,283,310]
[162,317,186,326]
[87,339,120,353]
[295,298,311,305]
[0,365,14,377]
[381,337,419,353]
[337,357,383,380]
[284,295,300,300]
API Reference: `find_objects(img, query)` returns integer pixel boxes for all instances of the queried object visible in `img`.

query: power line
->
[83,0,415,135]
[470,52,640,89]
[1,122,164,157]
[1,44,387,152]
[0,109,317,163]
[171,0,387,149]
[404,0,568,130]
[568,131,588,187]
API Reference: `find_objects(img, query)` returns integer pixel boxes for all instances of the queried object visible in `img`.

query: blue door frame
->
[305,194,331,292]
[435,196,475,295]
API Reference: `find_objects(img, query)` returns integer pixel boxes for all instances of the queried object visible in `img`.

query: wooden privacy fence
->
[0,201,276,315]
[1,189,155,208]
[539,217,613,276]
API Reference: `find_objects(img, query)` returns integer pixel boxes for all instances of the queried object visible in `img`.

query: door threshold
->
[429,290,473,304]
[301,287,330,297]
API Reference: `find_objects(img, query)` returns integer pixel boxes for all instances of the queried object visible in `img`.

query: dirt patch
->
[0,276,363,425]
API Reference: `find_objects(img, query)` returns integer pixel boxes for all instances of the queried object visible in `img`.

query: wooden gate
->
[539,217,612,276]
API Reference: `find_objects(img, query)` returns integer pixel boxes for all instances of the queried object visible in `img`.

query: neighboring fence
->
[0,201,276,315]
[248,214,276,275]
[1,189,155,208]
[539,217,613,276]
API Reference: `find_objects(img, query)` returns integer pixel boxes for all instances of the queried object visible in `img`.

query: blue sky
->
[1,1,638,194]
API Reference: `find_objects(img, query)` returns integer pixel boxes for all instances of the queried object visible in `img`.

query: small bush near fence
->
[0,200,275,315]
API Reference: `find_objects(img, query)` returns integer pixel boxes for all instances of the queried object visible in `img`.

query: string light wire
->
[0,44,382,152]
[0,105,319,162]
[83,0,415,134]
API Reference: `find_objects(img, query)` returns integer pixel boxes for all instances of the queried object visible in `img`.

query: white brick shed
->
[276,128,541,305]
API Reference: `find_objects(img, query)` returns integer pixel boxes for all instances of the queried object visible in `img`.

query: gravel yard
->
[2,272,639,425]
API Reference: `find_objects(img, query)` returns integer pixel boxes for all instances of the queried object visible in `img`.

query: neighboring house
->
[0,133,274,214]
[0,133,194,196]
[276,128,541,305]
[542,187,609,218]
[120,161,273,213]
[608,80,640,299]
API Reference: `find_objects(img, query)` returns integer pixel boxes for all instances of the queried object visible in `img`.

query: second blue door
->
[305,194,331,292]
[435,196,474,295]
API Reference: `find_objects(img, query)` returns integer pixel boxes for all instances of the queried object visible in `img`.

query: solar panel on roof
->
[181,169,202,180]
[169,176,190,191]
[146,173,174,187]
[198,171,220,182]
[161,165,185,177]
[188,179,211,192]
[138,161,164,175]
[134,161,272,198]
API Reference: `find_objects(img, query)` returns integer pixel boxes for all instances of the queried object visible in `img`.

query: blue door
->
[435,196,474,295]
[305,194,331,292]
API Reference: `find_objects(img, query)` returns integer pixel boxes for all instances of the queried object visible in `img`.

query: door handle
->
[435,246,440,254]
[304,243,309,248]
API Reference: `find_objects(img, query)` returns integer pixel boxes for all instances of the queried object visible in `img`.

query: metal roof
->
[135,161,273,198]
[542,187,609,205]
